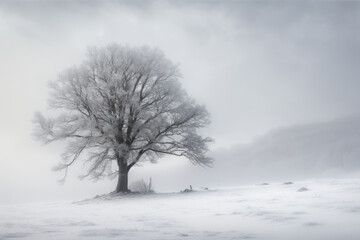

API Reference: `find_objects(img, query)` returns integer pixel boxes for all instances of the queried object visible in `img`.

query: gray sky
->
[0,0,359,202]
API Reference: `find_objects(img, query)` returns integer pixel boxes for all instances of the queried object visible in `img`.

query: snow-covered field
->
[1,178,359,240]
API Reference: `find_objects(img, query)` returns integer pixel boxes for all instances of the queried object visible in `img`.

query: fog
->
[0,1,359,203]
[131,114,360,192]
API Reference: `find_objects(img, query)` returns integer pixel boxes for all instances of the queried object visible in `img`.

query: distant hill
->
[210,115,360,184]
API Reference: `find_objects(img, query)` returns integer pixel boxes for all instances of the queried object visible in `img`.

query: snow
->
[1,178,360,240]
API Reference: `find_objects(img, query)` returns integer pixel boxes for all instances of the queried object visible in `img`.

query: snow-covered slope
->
[1,179,359,240]
[209,115,360,184]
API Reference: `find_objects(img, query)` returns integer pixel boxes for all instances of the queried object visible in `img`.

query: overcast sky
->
[0,0,359,203]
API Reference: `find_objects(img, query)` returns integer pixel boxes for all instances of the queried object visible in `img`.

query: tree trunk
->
[116,169,129,193]
[115,151,130,193]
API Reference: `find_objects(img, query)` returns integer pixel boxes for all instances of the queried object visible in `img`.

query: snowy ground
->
[1,178,359,240]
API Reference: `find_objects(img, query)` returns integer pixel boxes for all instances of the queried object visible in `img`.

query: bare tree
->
[33,43,212,193]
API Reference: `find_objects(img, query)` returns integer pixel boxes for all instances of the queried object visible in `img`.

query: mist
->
[130,115,360,191]
[0,0,359,201]
[1,1,360,239]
